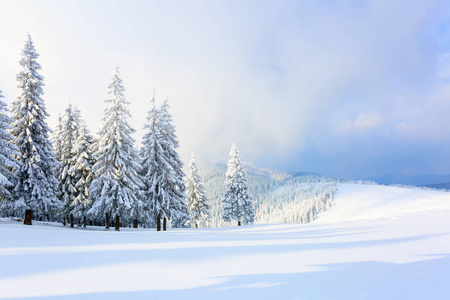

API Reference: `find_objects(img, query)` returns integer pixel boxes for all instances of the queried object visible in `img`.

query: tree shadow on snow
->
[1,230,448,281]
[17,254,450,300]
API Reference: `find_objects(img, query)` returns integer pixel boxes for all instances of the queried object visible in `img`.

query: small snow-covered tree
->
[57,104,81,226]
[88,67,144,230]
[0,90,19,216]
[10,35,60,224]
[186,153,210,228]
[70,121,94,228]
[222,143,254,226]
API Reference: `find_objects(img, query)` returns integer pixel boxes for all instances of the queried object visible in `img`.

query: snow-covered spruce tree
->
[140,92,188,231]
[88,67,144,231]
[0,90,19,216]
[222,143,254,226]
[186,153,210,228]
[10,35,60,224]
[159,97,189,228]
[56,104,81,227]
[70,119,94,228]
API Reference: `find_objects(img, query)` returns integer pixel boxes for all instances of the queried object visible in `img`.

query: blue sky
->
[1,0,450,178]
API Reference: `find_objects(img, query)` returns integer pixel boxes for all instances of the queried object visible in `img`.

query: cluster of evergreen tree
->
[0,35,258,230]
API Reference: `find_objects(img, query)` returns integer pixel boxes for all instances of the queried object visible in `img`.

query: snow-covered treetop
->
[17,34,46,110]
[97,66,136,155]
[226,143,244,179]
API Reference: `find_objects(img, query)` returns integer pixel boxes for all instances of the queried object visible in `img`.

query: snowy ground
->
[316,183,450,223]
[1,183,450,299]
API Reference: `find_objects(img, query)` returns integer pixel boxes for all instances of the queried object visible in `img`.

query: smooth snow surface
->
[316,183,450,223]
[1,184,450,299]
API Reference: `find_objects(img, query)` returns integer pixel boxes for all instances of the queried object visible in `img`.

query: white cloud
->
[342,113,383,132]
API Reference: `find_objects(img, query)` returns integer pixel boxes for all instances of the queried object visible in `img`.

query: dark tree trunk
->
[24,209,32,225]
[133,219,138,228]
[105,212,110,229]
[115,215,120,231]
[157,214,161,231]
[83,216,87,228]
[238,221,241,226]
[70,214,74,228]
[163,218,167,231]
[63,216,66,226]
[195,223,198,229]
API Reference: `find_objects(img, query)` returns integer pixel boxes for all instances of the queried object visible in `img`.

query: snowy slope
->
[0,184,450,299]
[315,183,450,223]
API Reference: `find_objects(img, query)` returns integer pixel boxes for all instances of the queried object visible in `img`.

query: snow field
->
[1,183,450,299]
[316,183,450,223]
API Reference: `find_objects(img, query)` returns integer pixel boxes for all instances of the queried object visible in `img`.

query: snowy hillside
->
[201,164,450,227]
[315,183,450,223]
[201,165,336,227]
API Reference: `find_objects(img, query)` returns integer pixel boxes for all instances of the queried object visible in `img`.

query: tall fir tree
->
[0,90,19,216]
[56,104,81,226]
[88,67,144,230]
[222,143,255,226]
[140,92,168,230]
[186,153,210,228]
[51,113,65,224]
[159,97,189,228]
[10,34,60,224]
[70,121,94,228]
[140,91,188,230]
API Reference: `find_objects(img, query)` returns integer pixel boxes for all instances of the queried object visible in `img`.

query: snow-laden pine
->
[0,90,19,215]
[222,143,255,226]
[140,91,188,230]
[70,121,94,227]
[9,35,60,221]
[56,104,81,224]
[186,154,210,228]
[88,67,144,230]
[159,97,189,228]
